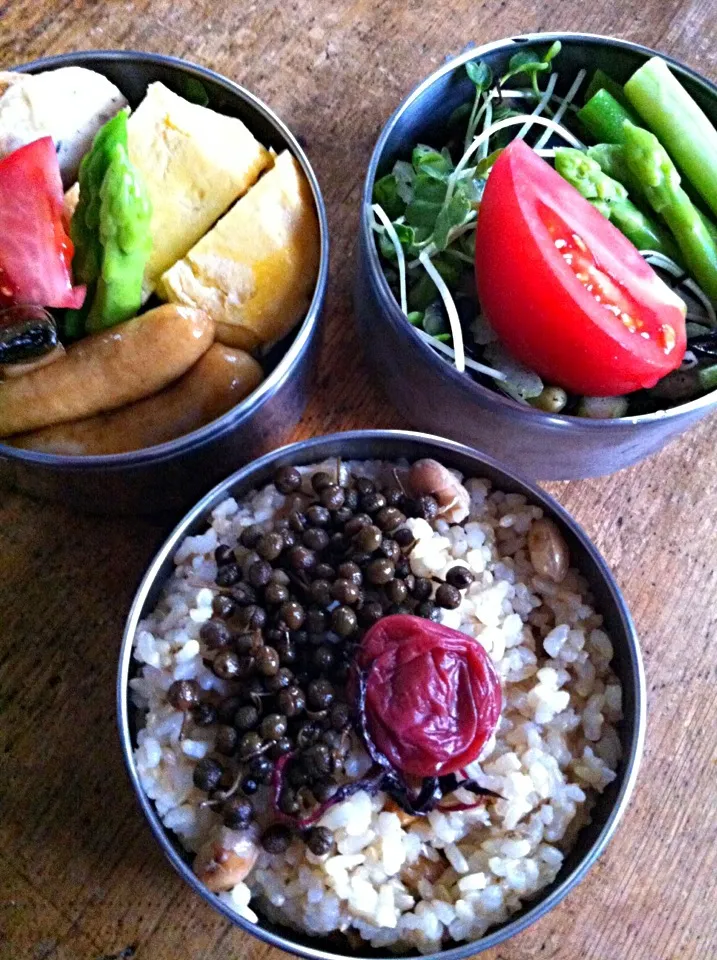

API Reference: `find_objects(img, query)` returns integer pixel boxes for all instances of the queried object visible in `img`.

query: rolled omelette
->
[127,82,272,298]
[157,150,320,352]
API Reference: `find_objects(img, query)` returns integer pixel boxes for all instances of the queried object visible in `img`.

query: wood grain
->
[1,1,717,958]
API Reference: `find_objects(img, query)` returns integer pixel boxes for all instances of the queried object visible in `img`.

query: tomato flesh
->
[475,140,686,396]
[0,137,85,310]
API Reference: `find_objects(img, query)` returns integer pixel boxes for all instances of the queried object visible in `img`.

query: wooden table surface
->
[1,1,717,958]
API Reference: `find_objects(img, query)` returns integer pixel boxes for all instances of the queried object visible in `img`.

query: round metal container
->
[118,429,645,958]
[355,34,717,480]
[0,50,329,513]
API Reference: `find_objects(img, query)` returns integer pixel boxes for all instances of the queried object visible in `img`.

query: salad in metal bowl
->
[371,42,717,419]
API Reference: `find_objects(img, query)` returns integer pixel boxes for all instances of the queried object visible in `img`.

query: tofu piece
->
[157,150,320,351]
[0,67,127,187]
[127,82,271,298]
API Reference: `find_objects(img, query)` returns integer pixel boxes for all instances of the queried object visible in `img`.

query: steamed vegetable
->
[622,122,717,301]
[67,110,152,335]
[588,142,651,205]
[86,140,153,332]
[577,88,639,144]
[555,147,680,260]
[584,68,631,108]
[624,56,717,219]
[589,141,717,251]
[70,110,127,286]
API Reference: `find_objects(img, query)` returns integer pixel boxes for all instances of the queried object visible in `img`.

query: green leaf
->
[373,174,405,220]
[475,148,503,178]
[405,174,448,227]
[431,254,462,288]
[503,51,550,86]
[378,221,431,260]
[181,77,210,106]
[413,174,449,203]
[378,230,399,261]
[407,310,424,326]
[491,103,523,123]
[433,333,452,342]
[408,256,462,310]
[405,199,442,227]
[542,40,562,64]
[460,178,485,203]
[459,230,476,259]
[412,144,454,180]
[448,102,472,128]
[466,60,493,92]
[396,222,431,253]
[393,160,415,203]
[508,50,542,72]
[433,191,472,250]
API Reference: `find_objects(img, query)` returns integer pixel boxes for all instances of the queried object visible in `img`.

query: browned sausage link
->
[12,344,263,456]
[0,304,214,437]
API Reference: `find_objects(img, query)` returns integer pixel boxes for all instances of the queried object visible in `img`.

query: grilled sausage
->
[0,304,214,437]
[13,344,263,455]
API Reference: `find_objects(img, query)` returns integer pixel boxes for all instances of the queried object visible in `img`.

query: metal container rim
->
[117,428,646,960]
[359,31,717,431]
[0,48,330,471]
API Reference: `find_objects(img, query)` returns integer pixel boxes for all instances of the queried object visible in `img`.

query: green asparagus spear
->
[587,143,646,201]
[698,208,717,247]
[589,142,717,253]
[555,147,681,261]
[67,110,152,334]
[70,110,129,286]
[64,111,131,338]
[555,147,628,203]
[625,56,717,220]
[622,122,717,302]
[584,68,632,108]
[85,142,153,332]
[577,89,640,144]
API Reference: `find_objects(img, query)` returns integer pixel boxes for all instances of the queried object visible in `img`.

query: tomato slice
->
[0,137,85,310]
[475,139,686,396]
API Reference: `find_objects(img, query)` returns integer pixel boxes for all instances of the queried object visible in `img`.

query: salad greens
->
[372,43,717,417]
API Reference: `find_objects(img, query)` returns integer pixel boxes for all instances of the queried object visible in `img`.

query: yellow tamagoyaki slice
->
[156,150,320,351]
[126,82,272,299]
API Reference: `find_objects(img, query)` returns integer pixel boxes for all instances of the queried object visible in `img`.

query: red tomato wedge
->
[475,139,686,397]
[0,137,85,310]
